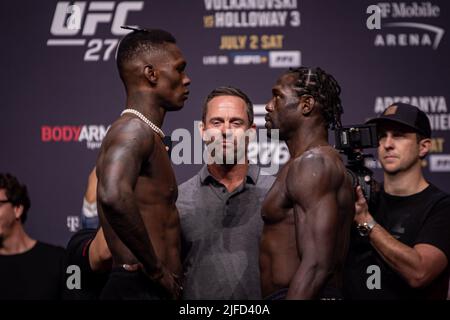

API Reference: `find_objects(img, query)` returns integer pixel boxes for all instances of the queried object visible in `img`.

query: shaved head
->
[116,28,177,86]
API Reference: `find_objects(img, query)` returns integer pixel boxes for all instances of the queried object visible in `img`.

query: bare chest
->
[136,140,178,204]
[261,164,294,224]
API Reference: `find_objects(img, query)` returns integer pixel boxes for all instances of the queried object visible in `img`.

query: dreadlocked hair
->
[288,67,343,129]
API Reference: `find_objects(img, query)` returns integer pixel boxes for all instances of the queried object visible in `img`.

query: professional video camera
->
[334,123,380,206]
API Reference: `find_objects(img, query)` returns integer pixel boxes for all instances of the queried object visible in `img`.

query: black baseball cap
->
[366,103,431,138]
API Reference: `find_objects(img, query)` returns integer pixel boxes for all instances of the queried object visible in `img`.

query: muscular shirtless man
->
[260,67,354,300]
[96,27,190,300]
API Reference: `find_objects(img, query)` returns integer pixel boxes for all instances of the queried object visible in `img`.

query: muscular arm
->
[354,187,448,288]
[88,227,112,272]
[285,153,343,299]
[96,121,163,277]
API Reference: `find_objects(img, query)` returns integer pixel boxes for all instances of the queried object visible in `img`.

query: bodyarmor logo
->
[67,216,80,232]
[47,1,144,61]
[41,125,110,150]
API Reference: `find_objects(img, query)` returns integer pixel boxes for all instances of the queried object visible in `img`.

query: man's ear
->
[419,138,431,158]
[13,205,24,221]
[300,95,315,116]
[144,64,158,85]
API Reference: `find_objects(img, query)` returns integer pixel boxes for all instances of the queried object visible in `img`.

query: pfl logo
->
[47,1,144,61]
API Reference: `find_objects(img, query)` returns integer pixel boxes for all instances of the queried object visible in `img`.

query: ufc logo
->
[50,1,144,36]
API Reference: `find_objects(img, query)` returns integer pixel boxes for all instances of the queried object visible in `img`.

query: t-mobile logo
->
[67,216,80,232]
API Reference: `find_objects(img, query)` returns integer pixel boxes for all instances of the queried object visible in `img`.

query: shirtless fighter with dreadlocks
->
[260,67,355,300]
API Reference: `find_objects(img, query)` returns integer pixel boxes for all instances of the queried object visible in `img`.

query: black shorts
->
[100,267,170,300]
[319,286,343,300]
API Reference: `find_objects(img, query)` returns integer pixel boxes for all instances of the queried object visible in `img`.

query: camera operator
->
[343,103,450,299]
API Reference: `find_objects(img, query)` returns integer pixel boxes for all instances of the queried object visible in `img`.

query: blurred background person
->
[81,167,99,229]
[0,173,65,299]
